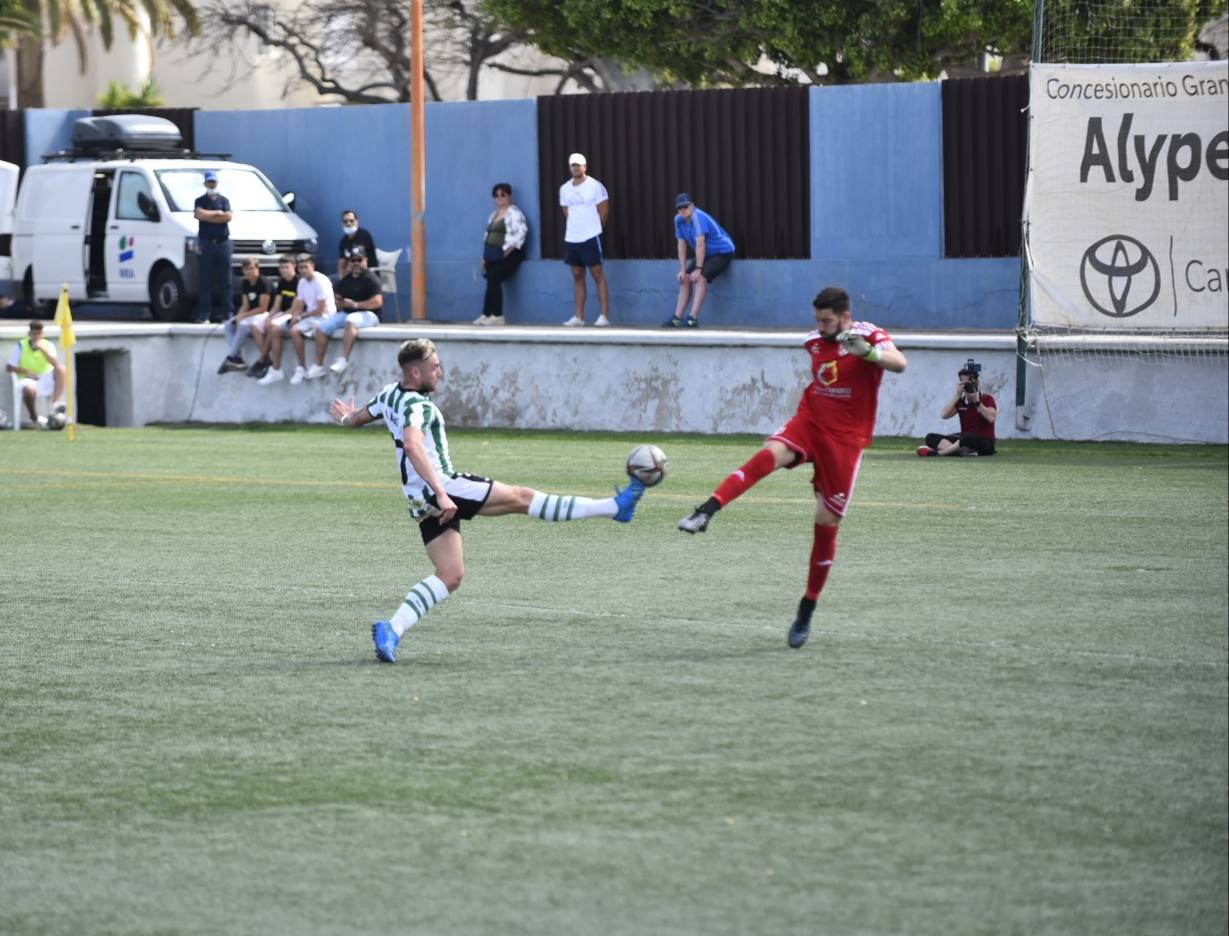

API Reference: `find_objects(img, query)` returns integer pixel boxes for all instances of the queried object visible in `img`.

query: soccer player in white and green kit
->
[328,338,646,663]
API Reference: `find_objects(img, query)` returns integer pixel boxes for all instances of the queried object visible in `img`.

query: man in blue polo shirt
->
[193,170,234,324]
[664,193,735,328]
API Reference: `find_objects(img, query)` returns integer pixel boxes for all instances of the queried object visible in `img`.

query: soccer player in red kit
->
[678,286,908,648]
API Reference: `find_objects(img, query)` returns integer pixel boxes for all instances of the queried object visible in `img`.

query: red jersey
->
[798,321,896,449]
[957,392,996,440]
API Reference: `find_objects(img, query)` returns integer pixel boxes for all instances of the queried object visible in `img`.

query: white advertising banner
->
[1026,62,1229,329]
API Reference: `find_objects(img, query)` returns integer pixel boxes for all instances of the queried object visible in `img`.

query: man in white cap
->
[559,152,611,326]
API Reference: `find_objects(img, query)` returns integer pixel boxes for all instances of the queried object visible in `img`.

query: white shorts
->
[19,371,56,397]
[245,311,271,330]
[268,313,294,333]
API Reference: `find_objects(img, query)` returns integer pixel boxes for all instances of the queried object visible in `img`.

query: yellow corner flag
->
[54,284,77,440]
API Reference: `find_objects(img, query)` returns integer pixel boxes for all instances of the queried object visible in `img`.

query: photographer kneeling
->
[917,359,996,457]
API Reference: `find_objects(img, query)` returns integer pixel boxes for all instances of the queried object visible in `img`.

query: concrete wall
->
[4,323,1223,443]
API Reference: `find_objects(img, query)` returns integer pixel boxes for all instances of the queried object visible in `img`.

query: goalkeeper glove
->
[837,330,882,362]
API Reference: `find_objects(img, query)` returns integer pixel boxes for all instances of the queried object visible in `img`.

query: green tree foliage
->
[16,0,200,107]
[488,0,1225,85]
[97,76,164,107]
[0,0,37,38]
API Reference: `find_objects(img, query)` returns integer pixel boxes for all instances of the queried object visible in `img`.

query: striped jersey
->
[366,382,456,517]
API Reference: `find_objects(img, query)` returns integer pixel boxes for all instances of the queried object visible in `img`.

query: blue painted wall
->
[20,88,1018,329]
[25,108,91,166]
[196,104,413,317]
[810,83,943,258]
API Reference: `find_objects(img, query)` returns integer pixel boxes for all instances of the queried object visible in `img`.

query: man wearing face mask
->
[193,170,234,324]
[338,210,376,272]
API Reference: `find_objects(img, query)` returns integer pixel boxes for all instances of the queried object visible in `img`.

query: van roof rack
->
[42,148,233,163]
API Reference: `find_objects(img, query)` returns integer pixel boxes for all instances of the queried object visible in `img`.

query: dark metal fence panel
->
[92,107,197,151]
[538,86,810,260]
[0,109,25,171]
[941,74,1028,258]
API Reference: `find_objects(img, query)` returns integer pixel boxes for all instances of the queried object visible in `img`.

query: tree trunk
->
[16,0,44,108]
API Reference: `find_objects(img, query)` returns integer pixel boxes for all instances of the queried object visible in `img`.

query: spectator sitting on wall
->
[218,258,272,374]
[339,209,377,273]
[257,254,336,386]
[5,320,67,428]
[917,359,997,457]
[663,193,735,328]
[313,245,383,377]
[247,255,298,379]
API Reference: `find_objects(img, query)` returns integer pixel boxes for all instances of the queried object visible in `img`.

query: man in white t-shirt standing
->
[559,152,611,327]
[258,254,337,385]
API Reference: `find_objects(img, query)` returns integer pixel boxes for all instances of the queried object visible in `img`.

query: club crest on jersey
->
[818,361,839,386]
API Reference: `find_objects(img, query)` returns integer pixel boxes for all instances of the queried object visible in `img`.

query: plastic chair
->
[8,372,50,431]
[374,248,403,322]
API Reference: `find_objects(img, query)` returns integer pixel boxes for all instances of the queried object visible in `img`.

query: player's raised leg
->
[479,478,646,523]
[678,440,795,533]
[373,530,462,663]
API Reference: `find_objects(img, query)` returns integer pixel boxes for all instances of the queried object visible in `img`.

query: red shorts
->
[767,412,865,517]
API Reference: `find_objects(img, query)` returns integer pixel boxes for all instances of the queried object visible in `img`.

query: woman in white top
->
[475,182,529,326]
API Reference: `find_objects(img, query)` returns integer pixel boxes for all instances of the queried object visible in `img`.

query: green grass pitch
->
[1,426,1225,935]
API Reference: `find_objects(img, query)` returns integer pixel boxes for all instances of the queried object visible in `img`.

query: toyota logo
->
[1079,235,1160,318]
[261,239,277,255]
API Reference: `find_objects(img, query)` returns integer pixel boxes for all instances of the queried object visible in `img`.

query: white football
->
[45,412,67,431]
[626,444,667,487]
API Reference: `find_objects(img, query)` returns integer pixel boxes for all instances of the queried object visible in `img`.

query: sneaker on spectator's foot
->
[36,415,49,429]
[612,476,646,523]
[685,316,699,328]
[916,445,936,457]
[258,367,285,386]
[372,620,399,663]
[305,363,328,380]
[247,361,269,379]
[487,315,506,326]
[224,356,247,373]
[330,357,349,375]
[594,315,611,327]
[289,366,307,385]
[472,315,488,325]
[562,315,585,327]
[216,359,230,375]
[662,316,685,328]
[788,598,816,649]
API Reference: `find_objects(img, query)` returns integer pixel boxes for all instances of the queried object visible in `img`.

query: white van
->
[0,115,318,320]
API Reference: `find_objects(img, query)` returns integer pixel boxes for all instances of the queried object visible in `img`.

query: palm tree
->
[16,0,200,107]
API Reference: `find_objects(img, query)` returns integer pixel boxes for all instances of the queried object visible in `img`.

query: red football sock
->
[712,448,779,506]
[805,523,839,601]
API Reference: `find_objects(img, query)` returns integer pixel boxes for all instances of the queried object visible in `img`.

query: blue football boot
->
[372,620,399,663]
[612,476,646,523]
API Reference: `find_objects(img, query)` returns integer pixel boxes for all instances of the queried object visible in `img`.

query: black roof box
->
[72,115,183,154]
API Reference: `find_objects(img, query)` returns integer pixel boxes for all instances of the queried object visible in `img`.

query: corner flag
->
[54,285,76,349]
[54,284,77,440]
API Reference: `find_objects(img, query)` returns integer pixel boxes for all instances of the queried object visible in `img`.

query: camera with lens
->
[959,358,982,394]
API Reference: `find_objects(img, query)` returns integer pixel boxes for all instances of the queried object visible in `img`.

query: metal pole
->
[410,0,427,320]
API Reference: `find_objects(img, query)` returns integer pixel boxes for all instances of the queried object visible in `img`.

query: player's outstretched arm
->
[330,397,375,428]
[838,332,907,374]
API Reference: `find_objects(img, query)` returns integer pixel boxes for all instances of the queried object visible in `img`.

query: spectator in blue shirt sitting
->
[663,193,735,328]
